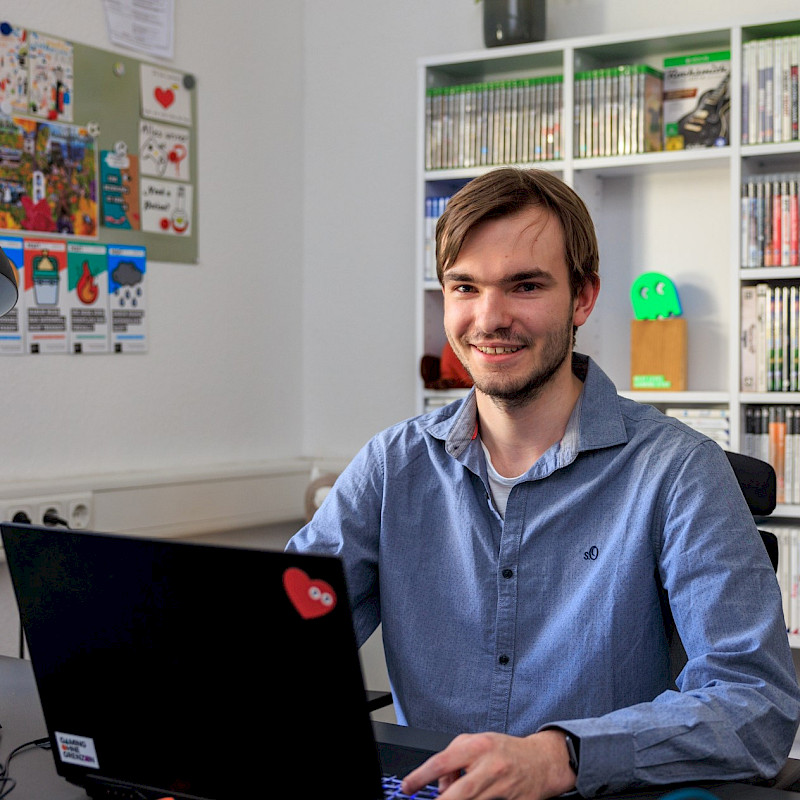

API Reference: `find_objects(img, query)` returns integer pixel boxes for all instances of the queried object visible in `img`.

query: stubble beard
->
[452,317,574,411]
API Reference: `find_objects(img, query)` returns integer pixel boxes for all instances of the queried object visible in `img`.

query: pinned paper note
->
[630,272,683,320]
[140,64,192,127]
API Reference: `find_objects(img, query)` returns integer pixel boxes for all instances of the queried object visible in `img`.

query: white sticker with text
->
[55,732,100,769]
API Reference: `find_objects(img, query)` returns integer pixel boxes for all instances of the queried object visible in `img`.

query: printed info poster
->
[23,238,68,354]
[0,234,25,354]
[108,245,147,352]
[68,242,110,353]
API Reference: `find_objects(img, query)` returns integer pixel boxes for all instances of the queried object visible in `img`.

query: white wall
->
[0,0,309,658]
[0,0,305,487]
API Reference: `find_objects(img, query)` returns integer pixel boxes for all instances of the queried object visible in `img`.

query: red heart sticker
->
[154,87,175,108]
[283,567,337,619]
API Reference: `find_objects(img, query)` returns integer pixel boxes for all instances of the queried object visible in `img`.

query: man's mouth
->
[474,345,523,354]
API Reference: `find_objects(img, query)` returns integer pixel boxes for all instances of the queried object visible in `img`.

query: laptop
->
[0,522,446,800]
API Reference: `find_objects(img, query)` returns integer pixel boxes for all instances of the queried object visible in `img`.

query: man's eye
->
[517,282,539,292]
[453,284,475,293]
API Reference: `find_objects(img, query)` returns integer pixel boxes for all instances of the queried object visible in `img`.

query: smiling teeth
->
[477,346,521,354]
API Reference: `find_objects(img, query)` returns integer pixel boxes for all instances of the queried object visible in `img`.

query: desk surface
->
[0,654,797,800]
[0,654,84,799]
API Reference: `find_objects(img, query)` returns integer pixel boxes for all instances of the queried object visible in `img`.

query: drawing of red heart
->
[283,567,337,619]
[154,87,175,108]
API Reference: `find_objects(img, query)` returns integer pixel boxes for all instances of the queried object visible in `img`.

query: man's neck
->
[476,363,584,478]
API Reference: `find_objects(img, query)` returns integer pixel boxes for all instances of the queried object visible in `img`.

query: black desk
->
[0,654,797,800]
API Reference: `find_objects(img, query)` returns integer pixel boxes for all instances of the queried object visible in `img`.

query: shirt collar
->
[427,353,628,460]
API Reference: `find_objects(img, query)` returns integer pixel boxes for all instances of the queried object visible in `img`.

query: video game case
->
[740,174,800,268]
[741,285,758,392]
[573,64,662,158]
[634,64,663,153]
[663,50,730,150]
[742,35,800,145]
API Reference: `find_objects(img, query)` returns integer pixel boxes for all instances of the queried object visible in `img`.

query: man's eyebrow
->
[443,268,554,285]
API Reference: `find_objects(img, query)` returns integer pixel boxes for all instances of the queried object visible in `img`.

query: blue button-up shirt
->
[286,355,800,795]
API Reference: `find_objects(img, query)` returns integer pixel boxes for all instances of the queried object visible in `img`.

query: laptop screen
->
[1,523,383,800]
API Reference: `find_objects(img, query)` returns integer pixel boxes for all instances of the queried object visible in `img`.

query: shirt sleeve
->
[285,439,385,647]
[544,440,800,796]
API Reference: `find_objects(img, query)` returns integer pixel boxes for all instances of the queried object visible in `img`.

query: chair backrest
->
[724,450,778,572]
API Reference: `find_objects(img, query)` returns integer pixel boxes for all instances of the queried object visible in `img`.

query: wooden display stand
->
[630,318,687,391]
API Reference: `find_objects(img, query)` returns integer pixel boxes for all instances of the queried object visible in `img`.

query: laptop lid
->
[1,522,384,800]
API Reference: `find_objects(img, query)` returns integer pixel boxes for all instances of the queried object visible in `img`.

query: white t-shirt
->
[480,439,526,518]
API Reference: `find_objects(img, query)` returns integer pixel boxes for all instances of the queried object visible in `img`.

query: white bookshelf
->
[416,13,800,477]
[416,15,800,642]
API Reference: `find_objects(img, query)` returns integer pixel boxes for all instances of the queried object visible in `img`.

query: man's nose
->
[475,290,513,333]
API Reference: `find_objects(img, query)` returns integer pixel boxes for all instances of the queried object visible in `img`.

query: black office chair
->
[674,451,800,790]
[724,450,779,571]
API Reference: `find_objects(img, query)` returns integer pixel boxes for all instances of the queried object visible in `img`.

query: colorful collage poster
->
[0,234,24,354]
[0,23,29,117]
[23,237,68,354]
[0,116,98,236]
[67,242,109,353]
[108,245,147,352]
[27,31,74,122]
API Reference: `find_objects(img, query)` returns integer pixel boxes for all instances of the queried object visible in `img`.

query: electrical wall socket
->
[1,493,93,530]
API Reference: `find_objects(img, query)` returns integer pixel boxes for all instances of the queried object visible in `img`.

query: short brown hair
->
[435,168,599,297]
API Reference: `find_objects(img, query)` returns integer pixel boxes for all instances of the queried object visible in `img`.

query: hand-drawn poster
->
[140,178,191,236]
[0,23,29,117]
[68,241,109,353]
[0,233,25,353]
[0,115,99,236]
[139,119,190,181]
[108,244,147,352]
[100,144,140,229]
[28,31,74,122]
[23,237,68,354]
[140,63,192,127]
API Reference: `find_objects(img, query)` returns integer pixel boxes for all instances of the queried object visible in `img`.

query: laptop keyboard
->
[382,774,440,799]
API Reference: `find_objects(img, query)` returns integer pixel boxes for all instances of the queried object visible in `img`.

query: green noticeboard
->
[0,22,198,264]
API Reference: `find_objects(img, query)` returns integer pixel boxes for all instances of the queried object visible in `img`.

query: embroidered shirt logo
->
[584,546,599,560]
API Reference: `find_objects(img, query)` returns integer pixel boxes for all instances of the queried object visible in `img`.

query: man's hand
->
[401,729,576,800]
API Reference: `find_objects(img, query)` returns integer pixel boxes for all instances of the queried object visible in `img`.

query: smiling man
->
[287,168,800,800]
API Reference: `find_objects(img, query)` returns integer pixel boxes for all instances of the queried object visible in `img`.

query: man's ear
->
[573,275,600,329]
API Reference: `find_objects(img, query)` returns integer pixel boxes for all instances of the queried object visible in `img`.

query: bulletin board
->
[0,21,198,264]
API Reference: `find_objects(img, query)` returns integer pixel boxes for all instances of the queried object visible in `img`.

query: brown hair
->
[435,168,599,297]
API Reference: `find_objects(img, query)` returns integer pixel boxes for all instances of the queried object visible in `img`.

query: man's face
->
[442,206,591,407]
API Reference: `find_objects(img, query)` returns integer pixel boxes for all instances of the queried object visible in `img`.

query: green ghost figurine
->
[630,272,683,320]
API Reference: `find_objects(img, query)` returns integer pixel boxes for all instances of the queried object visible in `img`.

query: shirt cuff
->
[540,722,635,796]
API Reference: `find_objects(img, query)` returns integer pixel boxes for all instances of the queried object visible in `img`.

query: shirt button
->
[498,654,510,665]
[502,568,513,579]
